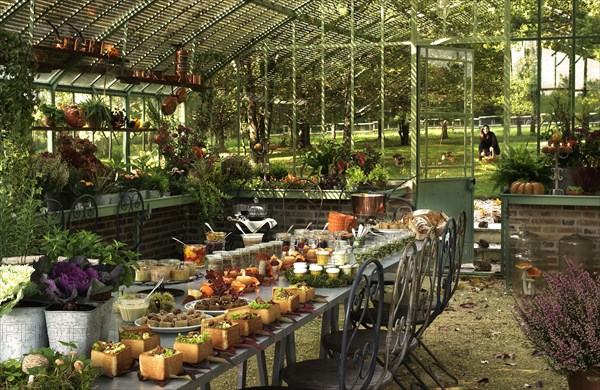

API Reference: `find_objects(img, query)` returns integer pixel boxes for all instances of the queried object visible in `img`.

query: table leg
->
[256,351,268,386]
[237,360,248,389]
[200,384,211,390]
[285,332,296,364]
[320,309,332,358]
[271,336,287,385]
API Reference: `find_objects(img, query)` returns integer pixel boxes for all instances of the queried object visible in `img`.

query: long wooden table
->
[94,253,401,389]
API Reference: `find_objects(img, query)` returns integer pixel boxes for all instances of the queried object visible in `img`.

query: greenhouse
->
[0,0,599,389]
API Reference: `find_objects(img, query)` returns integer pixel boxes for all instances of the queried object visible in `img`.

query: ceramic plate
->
[134,313,212,334]
[375,228,408,234]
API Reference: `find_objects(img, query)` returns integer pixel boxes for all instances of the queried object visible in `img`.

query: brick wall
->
[507,204,600,269]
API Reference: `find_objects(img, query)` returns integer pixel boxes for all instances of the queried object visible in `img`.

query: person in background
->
[478,125,500,160]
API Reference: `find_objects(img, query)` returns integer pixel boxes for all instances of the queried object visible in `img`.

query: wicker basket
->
[226,310,262,336]
[328,212,357,233]
[201,315,241,350]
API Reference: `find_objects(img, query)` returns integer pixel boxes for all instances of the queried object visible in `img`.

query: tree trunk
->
[530,115,536,134]
[516,115,522,135]
[399,122,409,146]
[298,122,311,149]
[377,121,383,144]
[441,120,449,140]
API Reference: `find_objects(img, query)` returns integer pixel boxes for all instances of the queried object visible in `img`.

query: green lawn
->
[222,127,540,199]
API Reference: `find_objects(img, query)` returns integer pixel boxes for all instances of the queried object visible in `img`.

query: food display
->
[205,232,226,254]
[135,265,151,282]
[91,341,132,377]
[138,308,206,328]
[184,244,206,265]
[116,293,150,322]
[272,287,300,314]
[150,265,170,282]
[226,310,262,336]
[174,332,213,363]
[248,297,281,324]
[188,296,248,313]
[139,346,183,381]
[376,209,448,239]
[170,264,189,281]
[201,316,241,350]
[119,325,161,358]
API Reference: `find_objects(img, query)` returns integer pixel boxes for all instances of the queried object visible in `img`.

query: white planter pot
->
[45,303,102,357]
[94,193,122,206]
[89,296,114,340]
[0,302,49,361]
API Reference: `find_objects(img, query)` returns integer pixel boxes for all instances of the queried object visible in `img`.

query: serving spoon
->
[146,277,164,299]
[172,237,189,246]
[205,222,215,232]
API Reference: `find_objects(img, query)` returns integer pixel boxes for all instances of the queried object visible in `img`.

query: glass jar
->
[510,226,543,295]
[230,249,243,268]
[205,232,226,254]
[206,254,223,272]
[134,265,151,282]
[240,248,253,268]
[150,265,170,282]
[315,231,330,249]
[293,229,309,250]
[275,233,292,253]
[215,251,233,270]
[248,197,267,221]
[257,243,270,261]
[271,240,283,258]
[247,246,259,266]
[316,249,330,266]
[170,264,189,281]
[558,234,594,272]
[183,244,206,266]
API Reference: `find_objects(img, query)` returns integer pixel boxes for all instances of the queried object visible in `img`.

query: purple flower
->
[50,262,93,297]
[172,132,178,138]
[180,136,187,144]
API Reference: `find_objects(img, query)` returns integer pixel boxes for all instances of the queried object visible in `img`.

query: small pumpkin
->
[175,87,188,103]
[161,95,178,116]
[510,181,545,195]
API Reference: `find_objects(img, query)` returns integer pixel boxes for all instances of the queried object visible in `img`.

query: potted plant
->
[565,185,583,195]
[39,103,66,127]
[31,153,71,208]
[79,96,112,129]
[514,259,600,389]
[490,145,554,192]
[90,166,121,205]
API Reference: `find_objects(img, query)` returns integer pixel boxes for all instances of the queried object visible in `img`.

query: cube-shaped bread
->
[287,285,316,303]
[272,288,300,314]
[119,326,160,359]
[90,342,132,377]
[225,310,262,336]
[248,302,281,324]
[174,332,213,363]
[139,346,183,381]
[201,315,241,350]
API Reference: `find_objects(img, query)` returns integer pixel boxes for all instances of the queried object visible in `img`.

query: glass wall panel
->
[541,0,572,38]
[574,39,600,132]
[511,0,539,39]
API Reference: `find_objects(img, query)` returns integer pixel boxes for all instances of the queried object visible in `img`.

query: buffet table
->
[94,252,402,389]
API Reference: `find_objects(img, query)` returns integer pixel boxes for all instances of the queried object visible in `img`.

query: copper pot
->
[351,193,386,216]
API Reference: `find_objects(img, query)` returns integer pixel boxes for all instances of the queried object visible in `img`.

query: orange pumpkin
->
[510,181,545,195]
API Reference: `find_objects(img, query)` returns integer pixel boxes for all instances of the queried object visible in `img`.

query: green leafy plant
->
[567,185,583,191]
[31,153,70,194]
[367,164,390,187]
[89,166,120,195]
[78,96,111,129]
[490,145,553,190]
[344,166,368,190]
[0,346,100,389]
[40,229,139,289]
[38,103,66,127]
[300,140,345,176]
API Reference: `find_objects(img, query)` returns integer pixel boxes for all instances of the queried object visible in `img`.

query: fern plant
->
[490,145,553,190]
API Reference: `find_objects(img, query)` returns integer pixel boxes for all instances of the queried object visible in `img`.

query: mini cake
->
[226,310,262,336]
[272,287,300,314]
[135,265,151,282]
[248,297,281,324]
[170,265,189,281]
[119,325,160,358]
[174,332,213,363]
[139,346,183,381]
[201,315,241,350]
[91,341,132,377]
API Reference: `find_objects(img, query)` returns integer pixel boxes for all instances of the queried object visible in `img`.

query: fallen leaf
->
[475,316,483,320]
[524,384,532,388]
[460,302,476,308]
[477,377,489,385]
[494,353,516,360]
[481,360,489,364]
[532,350,547,357]
[455,327,461,331]
[505,362,517,366]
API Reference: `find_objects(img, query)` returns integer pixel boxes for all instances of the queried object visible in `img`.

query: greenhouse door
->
[416,46,474,264]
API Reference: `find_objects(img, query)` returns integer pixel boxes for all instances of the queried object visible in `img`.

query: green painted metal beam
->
[206,0,317,79]
[150,0,250,70]
[0,0,28,26]
[35,0,96,44]
[18,0,61,36]
[123,0,195,69]
[247,0,378,43]
[95,0,161,41]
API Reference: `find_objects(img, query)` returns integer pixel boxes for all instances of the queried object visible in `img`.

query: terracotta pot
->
[568,370,600,390]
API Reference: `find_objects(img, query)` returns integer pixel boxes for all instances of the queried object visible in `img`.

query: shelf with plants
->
[116,76,207,93]
[32,126,157,132]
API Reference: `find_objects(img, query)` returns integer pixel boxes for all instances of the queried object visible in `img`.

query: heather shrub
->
[514,259,600,372]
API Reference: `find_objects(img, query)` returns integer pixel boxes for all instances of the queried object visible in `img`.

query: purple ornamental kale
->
[49,261,93,297]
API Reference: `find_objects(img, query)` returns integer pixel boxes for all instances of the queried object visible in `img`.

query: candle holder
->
[542,140,573,195]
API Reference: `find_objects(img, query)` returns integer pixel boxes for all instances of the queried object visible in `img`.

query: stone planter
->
[44,191,73,211]
[45,303,102,356]
[144,190,161,199]
[94,193,122,206]
[89,295,114,340]
[0,301,49,361]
